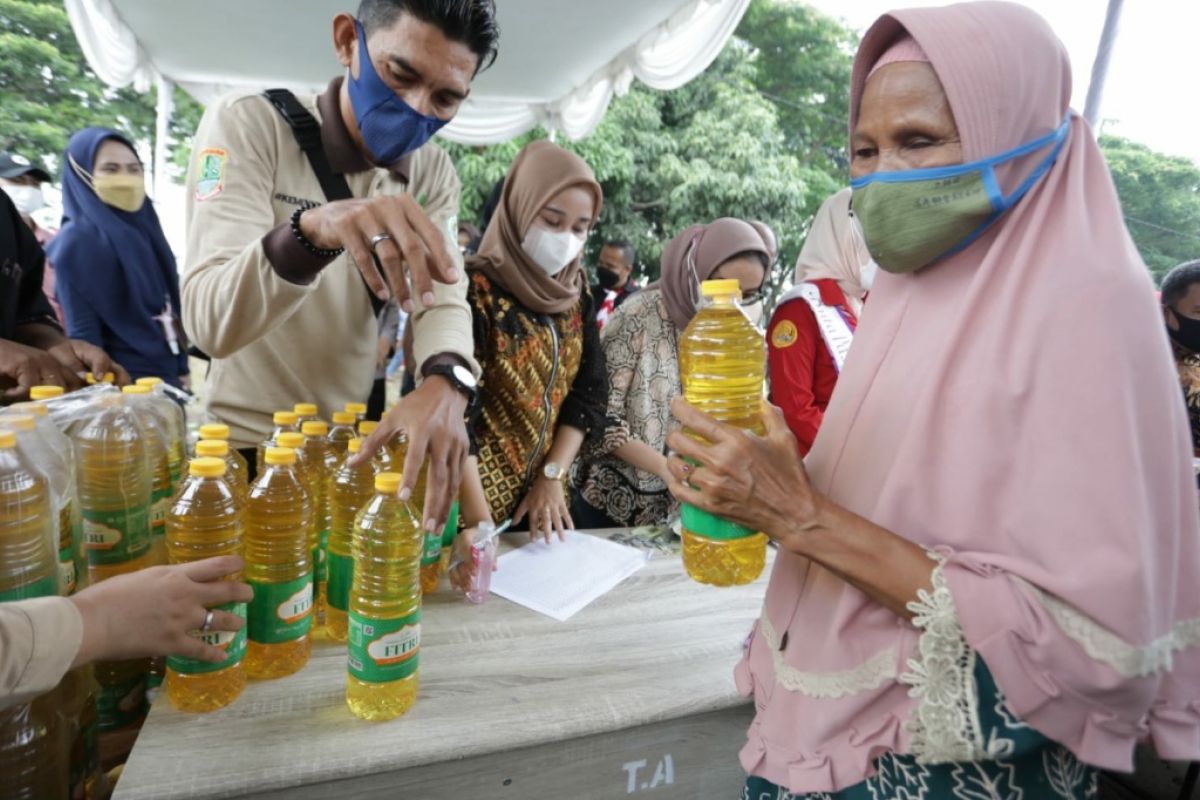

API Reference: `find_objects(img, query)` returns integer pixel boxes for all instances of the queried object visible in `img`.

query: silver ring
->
[369,232,392,251]
[200,609,215,632]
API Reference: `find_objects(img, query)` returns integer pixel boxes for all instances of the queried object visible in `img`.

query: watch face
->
[543,462,563,480]
[451,364,478,389]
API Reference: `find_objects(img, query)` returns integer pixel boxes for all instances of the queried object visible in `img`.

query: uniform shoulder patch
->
[771,319,798,349]
[195,148,228,201]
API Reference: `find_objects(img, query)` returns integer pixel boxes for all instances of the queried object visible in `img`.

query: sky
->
[806,0,1200,164]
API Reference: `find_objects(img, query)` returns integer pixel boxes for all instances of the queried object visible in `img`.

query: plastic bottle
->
[0,699,68,799]
[438,501,460,589]
[326,438,376,642]
[345,402,367,422]
[294,402,321,427]
[256,410,300,470]
[346,472,422,721]
[300,421,337,632]
[136,377,186,488]
[122,385,173,567]
[389,435,437,593]
[464,519,499,604]
[678,278,769,586]
[328,411,358,459]
[74,393,153,584]
[94,657,148,737]
[198,422,249,495]
[196,439,247,506]
[165,457,246,713]
[244,446,313,679]
[357,421,395,472]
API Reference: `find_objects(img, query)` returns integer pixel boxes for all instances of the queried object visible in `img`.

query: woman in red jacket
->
[767,188,875,454]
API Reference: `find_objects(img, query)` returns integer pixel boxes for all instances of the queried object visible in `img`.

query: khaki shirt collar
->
[318,77,412,183]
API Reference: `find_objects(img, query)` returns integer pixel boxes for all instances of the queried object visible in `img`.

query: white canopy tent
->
[65,0,751,195]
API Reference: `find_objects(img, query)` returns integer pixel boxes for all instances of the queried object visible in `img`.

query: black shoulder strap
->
[263,88,383,314]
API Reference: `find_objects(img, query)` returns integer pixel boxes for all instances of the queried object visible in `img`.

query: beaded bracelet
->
[290,205,344,259]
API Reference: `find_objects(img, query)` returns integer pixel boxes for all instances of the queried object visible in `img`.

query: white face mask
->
[859,259,879,294]
[742,299,765,328]
[2,184,45,216]
[521,225,585,277]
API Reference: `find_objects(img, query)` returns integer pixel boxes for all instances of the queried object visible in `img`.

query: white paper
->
[487,531,651,621]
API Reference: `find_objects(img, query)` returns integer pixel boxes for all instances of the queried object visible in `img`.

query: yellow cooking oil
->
[244,446,313,679]
[345,402,367,422]
[326,438,376,642]
[75,394,154,584]
[346,472,422,721]
[301,421,338,633]
[387,434,438,593]
[256,410,300,470]
[196,439,247,507]
[165,457,246,712]
[122,385,173,566]
[294,402,322,427]
[327,411,358,459]
[198,422,249,495]
[136,377,186,489]
[678,278,768,586]
[357,421,395,472]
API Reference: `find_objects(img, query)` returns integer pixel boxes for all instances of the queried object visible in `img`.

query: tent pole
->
[1083,0,1124,133]
[154,75,175,199]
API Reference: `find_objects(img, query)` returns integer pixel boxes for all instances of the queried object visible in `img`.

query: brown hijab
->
[467,140,603,315]
[653,217,772,330]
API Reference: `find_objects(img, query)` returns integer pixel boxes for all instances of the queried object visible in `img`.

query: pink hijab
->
[737,2,1200,793]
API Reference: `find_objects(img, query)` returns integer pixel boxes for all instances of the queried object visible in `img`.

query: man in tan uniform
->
[184,0,499,530]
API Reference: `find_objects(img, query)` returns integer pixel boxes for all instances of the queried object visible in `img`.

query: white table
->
[113,530,770,799]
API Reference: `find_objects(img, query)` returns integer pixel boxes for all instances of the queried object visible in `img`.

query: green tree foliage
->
[0,0,201,179]
[1099,134,1200,284]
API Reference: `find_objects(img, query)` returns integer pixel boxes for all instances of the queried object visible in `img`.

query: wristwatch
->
[424,362,478,404]
[542,462,566,481]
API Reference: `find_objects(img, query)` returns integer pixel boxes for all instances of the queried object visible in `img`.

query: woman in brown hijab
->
[457,140,609,544]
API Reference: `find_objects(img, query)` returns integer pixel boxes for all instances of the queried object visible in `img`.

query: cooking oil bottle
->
[678,278,768,586]
[345,402,367,422]
[294,402,321,427]
[301,421,337,632]
[326,438,376,642]
[74,393,153,584]
[328,411,358,459]
[257,410,300,469]
[196,439,247,507]
[244,446,313,679]
[389,435,437,594]
[122,385,173,566]
[346,472,422,721]
[0,699,68,799]
[165,457,246,713]
[198,423,249,495]
[136,377,185,489]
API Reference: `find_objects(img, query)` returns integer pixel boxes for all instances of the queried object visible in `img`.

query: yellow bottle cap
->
[195,440,229,458]
[264,446,297,466]
[276,432,306,449]
[189,457,227,478]
[136,377,163,387]
[86,372,115,384]
[199,423,230,440]
[701,278,741,297]
[345,402,367,416]
[273,411,299,426]
[331,411,356,426]
[301,421,329,437]
[121,385,152,395]
[29,386,64,400]
[294,403,319,417]
[10,402,46,417]
[0,415,36,432]
[0,430,14,449]
[359,420,379,435]
[348,438,363,454]
[375,472,401,493]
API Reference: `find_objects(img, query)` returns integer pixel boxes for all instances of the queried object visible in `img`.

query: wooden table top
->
[114,530,771,800]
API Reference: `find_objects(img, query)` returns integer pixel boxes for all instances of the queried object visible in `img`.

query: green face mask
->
[849,118,1071,274]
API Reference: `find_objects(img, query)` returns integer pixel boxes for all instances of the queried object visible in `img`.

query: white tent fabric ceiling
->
[65,0,751,144]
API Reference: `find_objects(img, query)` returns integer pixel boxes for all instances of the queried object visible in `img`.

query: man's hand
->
[354,374,468,533]
[0,338,81,400]
[46,339,130,386]
[299,194,459,312]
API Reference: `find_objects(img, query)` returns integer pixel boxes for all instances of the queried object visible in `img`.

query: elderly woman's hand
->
[665,398,819,545]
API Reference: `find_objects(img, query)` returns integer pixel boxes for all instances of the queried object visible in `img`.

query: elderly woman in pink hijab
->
[667,3,1200,798]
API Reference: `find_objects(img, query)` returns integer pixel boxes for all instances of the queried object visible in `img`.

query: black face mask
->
[1169,311,1200,353]
[597,267,623,290]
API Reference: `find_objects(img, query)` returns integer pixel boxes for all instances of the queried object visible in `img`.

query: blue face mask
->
[347,20,449,165]
[850,117,1072,273]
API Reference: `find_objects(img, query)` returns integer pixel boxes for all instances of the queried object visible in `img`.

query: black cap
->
[0,152,50,183]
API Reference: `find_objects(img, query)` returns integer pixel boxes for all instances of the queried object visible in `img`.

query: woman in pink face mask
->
[452,141,608,562]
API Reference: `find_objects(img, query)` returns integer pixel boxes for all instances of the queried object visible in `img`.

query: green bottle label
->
[166,601,247,675]
[0,574,58,602]
[348,610,420,684]
[327,551,352,612]
[315,528,330,583]
[151,488,171,538]
[680,502,754,541]
[248,575,313,644]
[58,546,77,596]
[97,673,147,731]
[421,527,442,566]
[441,501,460,548]
[82,504,150,565]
